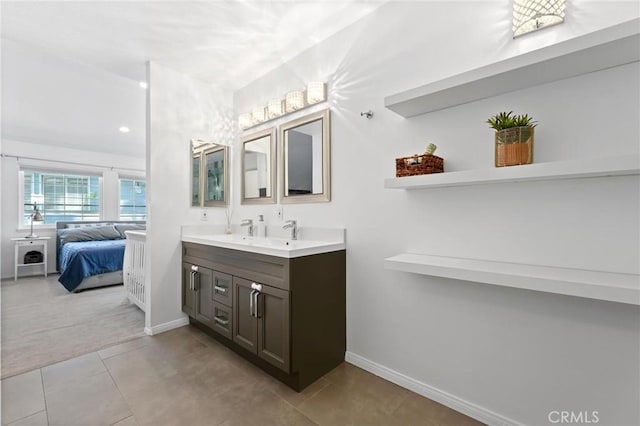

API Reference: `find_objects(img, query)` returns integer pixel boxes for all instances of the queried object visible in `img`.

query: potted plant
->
[487,111,537,167]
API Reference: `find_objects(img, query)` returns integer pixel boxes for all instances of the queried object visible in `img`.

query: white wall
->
[0,139,144,279]
[146,62,233,332]
[232,2,640,425]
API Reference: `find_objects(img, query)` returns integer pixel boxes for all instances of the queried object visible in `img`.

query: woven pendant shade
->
[513,0,565,37]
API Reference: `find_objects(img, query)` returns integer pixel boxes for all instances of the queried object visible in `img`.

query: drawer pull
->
[214,316,229,326]
[214,285,228,293]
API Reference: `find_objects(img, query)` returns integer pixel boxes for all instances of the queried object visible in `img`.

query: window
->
[22,170,101,225]
[119,178,147,220]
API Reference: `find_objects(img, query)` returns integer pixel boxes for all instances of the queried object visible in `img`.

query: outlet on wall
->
[201,209,208,221]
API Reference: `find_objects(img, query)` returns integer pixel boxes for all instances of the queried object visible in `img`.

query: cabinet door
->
[181,262,197,317]
[232,277,257,353]
[194,266,214,328]
[212,271,233,306]
[257,285,290,373]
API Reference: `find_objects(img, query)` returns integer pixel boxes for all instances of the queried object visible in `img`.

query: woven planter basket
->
[495,126,534,167]
[396,154,444,177]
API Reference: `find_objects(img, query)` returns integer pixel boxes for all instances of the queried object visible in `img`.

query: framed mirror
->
[280,108,330,204]
[191,140,229,207]
[241,128,276,205]
[191,150,201,207]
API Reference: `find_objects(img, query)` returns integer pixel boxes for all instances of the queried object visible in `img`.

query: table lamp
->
[26,203,43,239]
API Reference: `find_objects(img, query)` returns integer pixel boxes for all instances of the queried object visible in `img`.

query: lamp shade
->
[285,91,305,113]
[513,0,565,37]
[238,113,252,130]
[306,82,326,104]
[268,99,283,118]
[251,106,266,125]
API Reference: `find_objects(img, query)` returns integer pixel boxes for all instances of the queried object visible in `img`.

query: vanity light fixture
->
[119,126,130,133]
[238,81,328,131]
[285,90,305,113]
[306,82,326,104]
[513,0,565,37]
[139,81,148,89]
[268,99,284,119]
[238,113,252,130]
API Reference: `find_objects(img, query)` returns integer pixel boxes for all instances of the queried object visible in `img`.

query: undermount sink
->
[181,229,345,258]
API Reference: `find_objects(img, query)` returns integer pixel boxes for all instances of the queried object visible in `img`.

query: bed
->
[56,221,145,292]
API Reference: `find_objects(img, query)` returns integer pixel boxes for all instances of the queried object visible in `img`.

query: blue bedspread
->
[58,240,126,291]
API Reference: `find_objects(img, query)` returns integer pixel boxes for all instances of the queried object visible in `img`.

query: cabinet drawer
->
[212,301,233,340]
[212,271,233,306]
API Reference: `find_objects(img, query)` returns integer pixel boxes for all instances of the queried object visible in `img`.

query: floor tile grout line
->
[39,368,50,426]
[2,409,48,426]
[298,379,331,406]
[102,350,136,425]
[98,337,151,361]
[266,387,321,426]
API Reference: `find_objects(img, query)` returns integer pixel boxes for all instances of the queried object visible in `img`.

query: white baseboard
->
[345,351,522,426]
[144,317,189,336]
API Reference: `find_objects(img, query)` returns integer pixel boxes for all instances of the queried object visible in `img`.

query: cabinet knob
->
[250,282,262,291]
[191,265,199,272]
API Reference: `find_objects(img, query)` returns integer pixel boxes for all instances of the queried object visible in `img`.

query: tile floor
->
[1,325,483,426]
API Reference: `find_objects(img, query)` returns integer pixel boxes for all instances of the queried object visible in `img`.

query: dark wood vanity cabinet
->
[182,242,346,391]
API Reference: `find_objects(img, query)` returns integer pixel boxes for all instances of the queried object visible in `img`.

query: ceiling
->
[1,1,383,89]
[1,1,383,158]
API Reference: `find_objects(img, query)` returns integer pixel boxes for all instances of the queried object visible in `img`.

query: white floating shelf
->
[385,253,640,305]
[384,155,640,190]
[385,19,640,117]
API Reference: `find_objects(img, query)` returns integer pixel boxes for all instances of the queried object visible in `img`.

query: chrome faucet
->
[283,220,297,240]
[240,219,254,237]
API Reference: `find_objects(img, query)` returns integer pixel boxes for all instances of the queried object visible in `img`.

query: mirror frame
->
[240,127,277,205]
[191,140,229,208]
[279,108,331,204]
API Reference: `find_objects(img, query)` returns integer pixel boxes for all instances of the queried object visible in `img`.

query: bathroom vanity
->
[181,230,346,391]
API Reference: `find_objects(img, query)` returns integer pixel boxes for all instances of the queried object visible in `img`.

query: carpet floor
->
[1,275,145,379]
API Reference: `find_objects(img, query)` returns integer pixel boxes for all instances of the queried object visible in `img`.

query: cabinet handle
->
[250,282,262,292]
[191,265,199,272]
[214,285,228,294]
[250,289,256,317]
[214,316,229,326]
[189,270,197,290]
[255,292,261,319]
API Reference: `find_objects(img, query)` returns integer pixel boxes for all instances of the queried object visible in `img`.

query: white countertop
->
[181,226,345,258]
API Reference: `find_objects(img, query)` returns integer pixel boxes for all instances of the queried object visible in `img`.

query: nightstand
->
[11,236,50,280]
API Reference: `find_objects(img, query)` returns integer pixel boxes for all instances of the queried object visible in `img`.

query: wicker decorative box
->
[395,154,444,177]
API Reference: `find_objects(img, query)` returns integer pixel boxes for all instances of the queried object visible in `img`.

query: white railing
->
[123,230,146,312]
